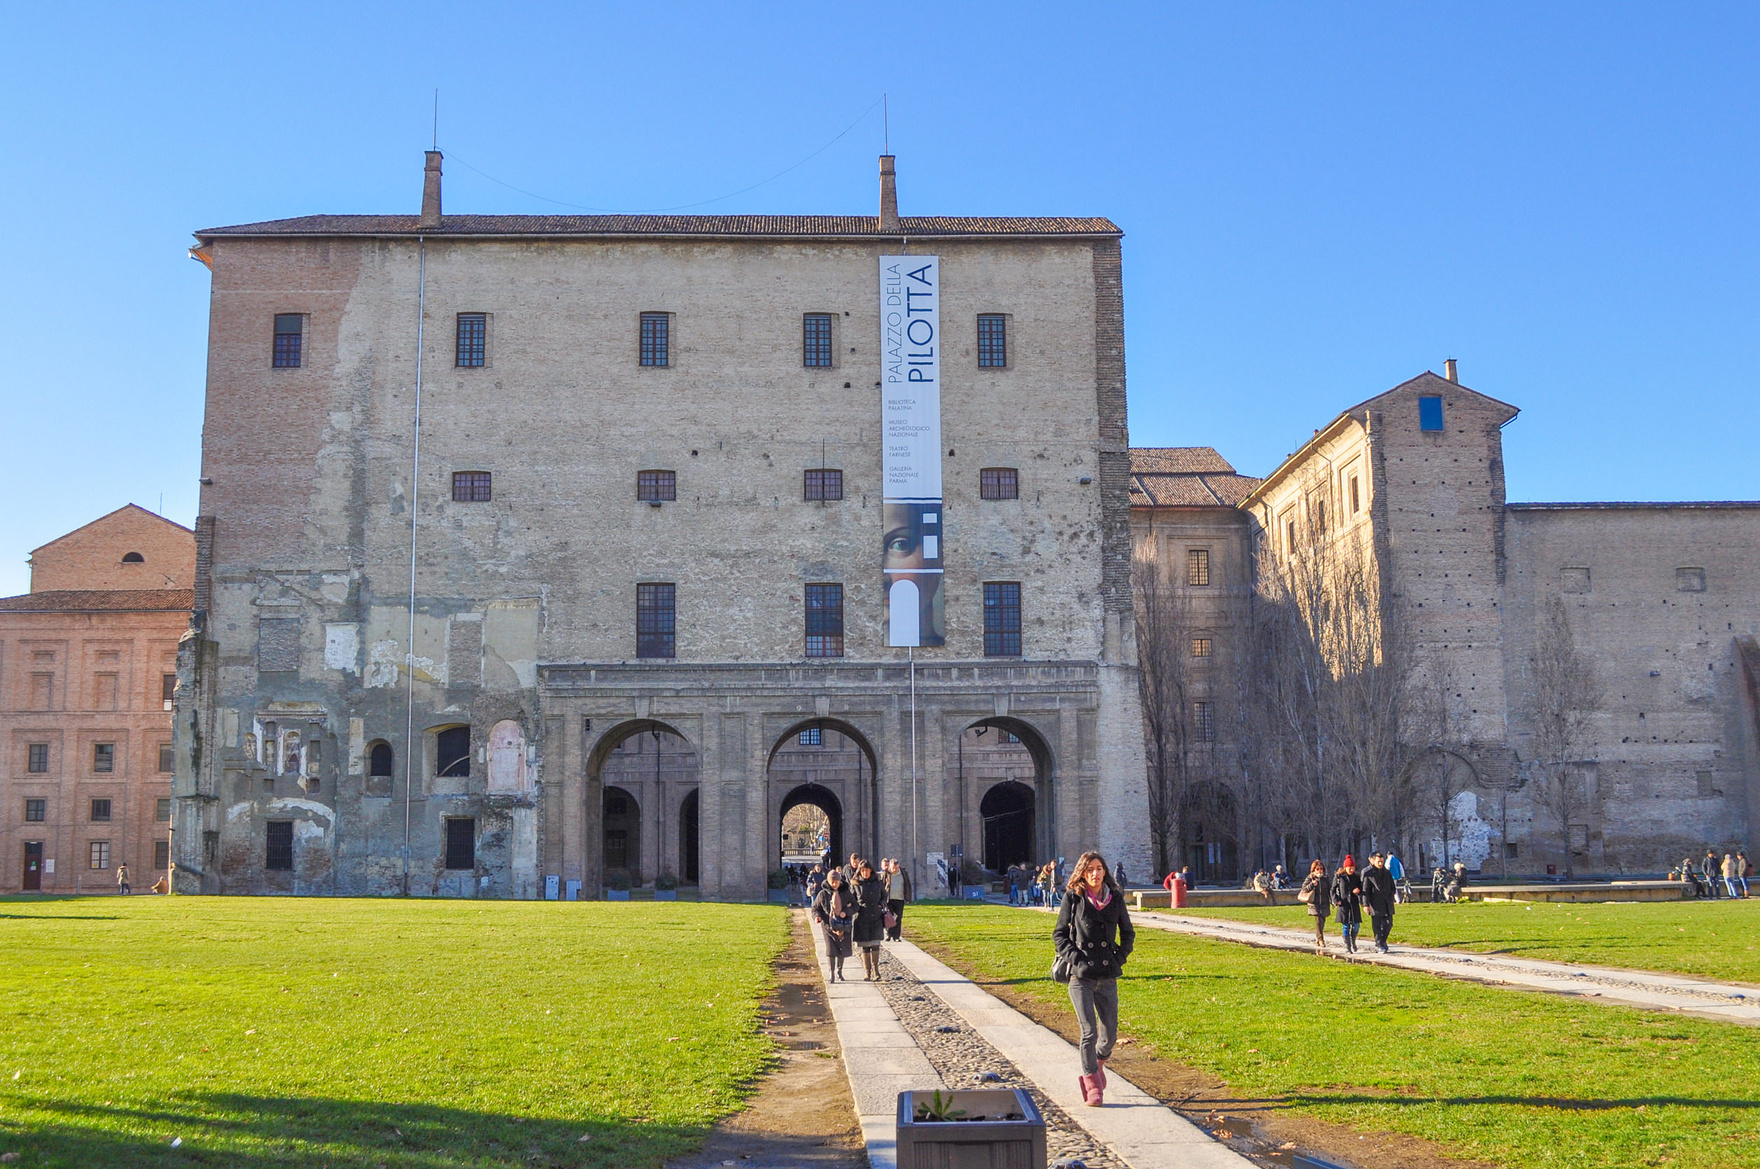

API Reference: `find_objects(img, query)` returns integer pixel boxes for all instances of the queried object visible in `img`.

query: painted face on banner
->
[882,501,945,647]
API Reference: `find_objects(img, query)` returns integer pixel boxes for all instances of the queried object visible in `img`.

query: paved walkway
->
[1137,910,1760,1025]
[811,925,1252,1169]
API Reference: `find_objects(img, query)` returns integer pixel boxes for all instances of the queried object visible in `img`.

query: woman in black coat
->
[852,860,889,981]
[811,869,856,981]
[1329,855,1363,954]
[1053,850,1135,1108]
[1299,859,1332,955]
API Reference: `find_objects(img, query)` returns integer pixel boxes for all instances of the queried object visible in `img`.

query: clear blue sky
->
[3,3,1755,596]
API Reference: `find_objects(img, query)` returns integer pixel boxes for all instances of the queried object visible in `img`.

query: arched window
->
[436,726,471,777]
[121,552,145,564]
[368,741,394,778]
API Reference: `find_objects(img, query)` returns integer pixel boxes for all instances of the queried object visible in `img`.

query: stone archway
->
[767,719,879,869]
[980,780,1035,872]
[588,719,700,891]
[955,717,1054,875]
[779,783,842,871]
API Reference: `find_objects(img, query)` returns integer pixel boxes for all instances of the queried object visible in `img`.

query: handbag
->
[1298,885,1313,904]
[1050,952,1073,984]
[883,909,898,931]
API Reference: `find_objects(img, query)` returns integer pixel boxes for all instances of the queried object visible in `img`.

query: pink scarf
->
[1085,886,1112,912]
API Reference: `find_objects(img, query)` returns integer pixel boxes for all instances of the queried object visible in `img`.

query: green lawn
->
[1171,898,1760,983]
[910,905,1760,1169]
[0,896,789,1168]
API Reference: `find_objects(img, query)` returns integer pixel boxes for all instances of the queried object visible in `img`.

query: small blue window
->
[798,727,822,746]
[1418,396,1445,431]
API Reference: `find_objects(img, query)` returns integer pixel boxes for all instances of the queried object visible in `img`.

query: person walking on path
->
[812,869,855,982]
[1738,851,1751,897]
[1704,850,1722,898]
[853,860,889,981]
[116,864,130,896]
[1054,850,1134,1108]
[885,858,912,940]
[1114,860,1129,888]
[1330,856,1363,953]
[1386,852,1406,902]
[1362,852,1397,953]
[1722,853,1741,899]
[1298,859,1332,955]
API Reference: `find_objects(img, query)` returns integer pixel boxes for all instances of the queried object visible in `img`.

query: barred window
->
[803,314,833,367]
[158,743,174,773]
[640,312,670,367]
[456,313,486,367]
[637,470,677,501]
[1191,637,1212,658]
[805,583,844,658]
[27,743,48,773]
[162,673,177,708]
[265,821,293,871]
[1187,548,1210,586]
[637,583,677,659]
[90,798,111,822]
[156,798,172,822]
[798,727,822,746]
[444,818,476,870]
[980,468,1019,500]
[452,471,492,502]
[977,314,1007,368]
[89,841,110,870]
[983,582,1022,657]
[804,469,843,501]
[436,726,471,778]
[154,840,169,870]
[25,798,45,822]
[93,743,114,773]
[1193,701,1216,742]
[273,314,303,368]
[1349,475,1361,514]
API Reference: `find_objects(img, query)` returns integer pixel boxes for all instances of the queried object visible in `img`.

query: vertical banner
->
[880,255,945,647]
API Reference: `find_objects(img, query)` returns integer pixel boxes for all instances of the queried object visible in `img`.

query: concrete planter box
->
[963,886,988,901]
[604,889,631,901]
[768,888,791,903]
[896,1088,1045,1169]
[653,889,678,901]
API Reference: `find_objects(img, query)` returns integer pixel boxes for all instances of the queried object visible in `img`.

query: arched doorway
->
[780,783,842,872]
[679,789,700,885]
[980,781,1035,872]
[767,720,877,870]
[589,720,700,890]
[1182,782,1239,885]
[603,786,639,884]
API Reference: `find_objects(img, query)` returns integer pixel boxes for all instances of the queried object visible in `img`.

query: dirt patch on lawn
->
[912,935,1504,1169]
[666,912,865,1169]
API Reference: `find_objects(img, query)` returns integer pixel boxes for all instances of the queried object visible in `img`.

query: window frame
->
[89,840,110,871]
[24,798,46,823]
[1192,700,1216,742]
[636,582,677,659]
[435,726,471,778]
[983,581,1023,657]
[803,313,834,368]
[804,583,845,659]
[90,798,111,822]
[444,817,477,871]
[157,743,174,774]
[27,743,48,773]
[636,470,677,502]
[798,727,822,746]
[1418,395,1445,431]
[368,741,395,779]
[979,468,1019,501]
[154,840,170,871]
[156,798,172,822]
[455,312,487,368]
[265,820,294,871]
[93,743,115,773]
[639,312,671,367]
[1191,636,1213,659]
[977,313,1009,369]
[452,471,493,502]
[162,673,177,709]
[804,468,844,501]
[1186,548,1211,587]
[272,314,305,369]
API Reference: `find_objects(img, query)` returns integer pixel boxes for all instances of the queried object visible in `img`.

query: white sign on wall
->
[880,255,945,647]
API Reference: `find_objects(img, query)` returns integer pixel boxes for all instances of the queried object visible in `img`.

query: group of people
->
[1006,861,1063,907]
[1676,849,1750,899]
[806,853,912,982]
[1297,852,1398,955]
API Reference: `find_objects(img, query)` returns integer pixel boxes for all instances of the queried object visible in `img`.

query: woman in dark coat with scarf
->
[1329,855,1363,954]
[1053,850,1135,1108]
[852,860,889,981]
[1299,859,1332,955]
[812,869,855,981]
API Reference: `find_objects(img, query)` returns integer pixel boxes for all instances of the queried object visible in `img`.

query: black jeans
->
[1370,913,1393,948]
[1067,976,1118,1075]
[886,899,904,940]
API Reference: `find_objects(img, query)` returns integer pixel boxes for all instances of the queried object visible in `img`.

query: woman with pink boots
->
[1053,850,1135,1107]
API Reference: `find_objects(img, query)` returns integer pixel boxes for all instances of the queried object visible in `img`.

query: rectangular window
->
[637,583,677,659]
[93,743,114,773]
[162,673,177,709]
[154,840,169,870]
[436,726,471,778]
[1187,548,1210,587]
[1192,701,1216,742]
[1349,475,1361,514]
[273,314,303,368]
[798,727,822,746]
[983,581,1022,657]
[804,469,843,501]
[90,798,111,822]
[639,312,670,367]
[156,798,172,822]
[456,313,486,367]
[637,470,677,502]
[1418,395,1445,431]
[1676,567,1707,593]
[158,743,174,774]
[444,818,476,870]
[1191,637,1212,658]
[980,468,1019,500]
[265,821,293,871]
[27,743,48,773]
[805,583,844,658]
[803,314,833,367]
[977,314,1007,368]
[452,471,492,502]
[25,799,45,822]
[89,841,110,870]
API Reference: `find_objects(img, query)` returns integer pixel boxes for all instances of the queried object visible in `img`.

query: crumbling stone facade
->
[173,154,1149,899]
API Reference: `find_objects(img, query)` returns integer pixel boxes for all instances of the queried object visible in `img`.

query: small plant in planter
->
[605,870,632,899]
[912,1090,967,1123]
[654,871,679,900]
[767,868,789,889]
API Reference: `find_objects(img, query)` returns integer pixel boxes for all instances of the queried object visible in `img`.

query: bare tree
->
[1133,545,1197,878]
[1529,596,1598,878]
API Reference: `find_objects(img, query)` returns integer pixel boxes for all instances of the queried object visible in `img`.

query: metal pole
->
[909,647,919,890]
[402,237,426,897]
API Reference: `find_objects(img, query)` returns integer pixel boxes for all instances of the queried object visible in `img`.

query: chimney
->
[1444,358,1458,383]
[879,154,899,232]
[420,151,443,228]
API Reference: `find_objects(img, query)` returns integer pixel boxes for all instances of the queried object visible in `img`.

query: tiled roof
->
[1128,449,1261,508]
[195,214,1122,240]
[1129,447,1236,475]
[0,589,195,613]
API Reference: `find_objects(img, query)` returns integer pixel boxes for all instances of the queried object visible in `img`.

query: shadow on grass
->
[6,1093,708,1168]
[1221,1092,1759,1112]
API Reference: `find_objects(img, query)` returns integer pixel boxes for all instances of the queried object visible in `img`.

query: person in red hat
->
[1330,855,1364,954]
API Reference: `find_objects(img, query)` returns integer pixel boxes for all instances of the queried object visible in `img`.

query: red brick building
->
[2,506,194,892]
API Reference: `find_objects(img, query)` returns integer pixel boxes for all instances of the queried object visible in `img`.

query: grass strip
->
[909,904,1760,1169]
[0,896,788,1168]
[1173,898,1760,983]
